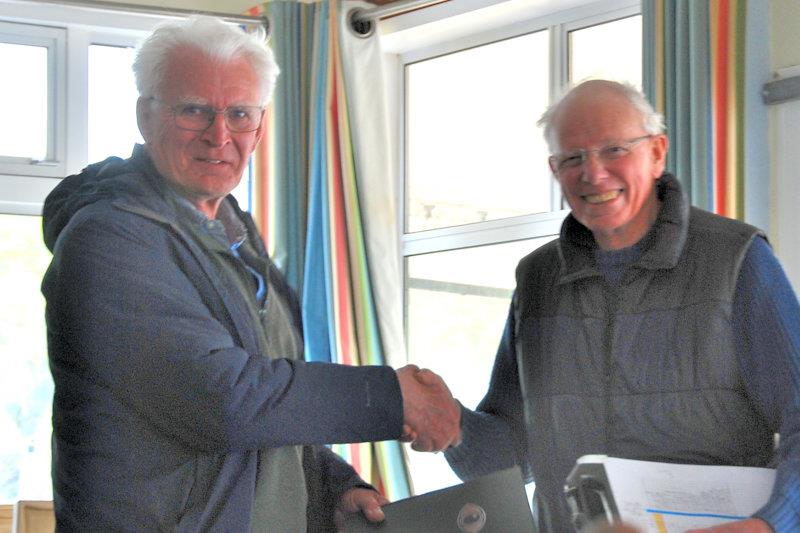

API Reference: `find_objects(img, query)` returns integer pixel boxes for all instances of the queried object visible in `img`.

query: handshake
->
[396,365,461,452]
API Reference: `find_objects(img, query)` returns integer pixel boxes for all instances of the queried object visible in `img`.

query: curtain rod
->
[763,76,800,105]
[350,0,445,37]
[18,0,266,27]
[354,0,444,21]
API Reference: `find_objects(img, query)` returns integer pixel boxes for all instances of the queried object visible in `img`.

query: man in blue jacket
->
[41,15,460,532]
[440,80,800,533]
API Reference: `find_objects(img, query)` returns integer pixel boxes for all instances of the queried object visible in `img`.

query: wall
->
[770,0,800,70]
[101,0,257,15]
[769,0,800,289]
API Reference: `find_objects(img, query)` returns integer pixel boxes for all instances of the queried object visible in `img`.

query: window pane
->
[569,15,643,88]
[403,236,556,494]
[405,31,552,233]
[0,214,52,503]
[0,43,48,160]
[88,44,143,162]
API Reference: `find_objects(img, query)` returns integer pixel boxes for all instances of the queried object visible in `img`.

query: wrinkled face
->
[137,47,264,217]
[549,86,668,250]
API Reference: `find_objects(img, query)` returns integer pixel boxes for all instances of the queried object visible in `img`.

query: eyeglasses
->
[150,98,265,133]
[550,135,653,173]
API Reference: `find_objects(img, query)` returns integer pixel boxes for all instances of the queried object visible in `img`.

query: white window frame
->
[0,20,65,180]
[562,6,644,86]
[0,1,174,215]
[0,1,263,216]
[381,0,641,362]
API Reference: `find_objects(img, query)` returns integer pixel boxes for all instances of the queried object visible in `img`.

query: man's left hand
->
[334,487,390,532]
[685,518,773,533]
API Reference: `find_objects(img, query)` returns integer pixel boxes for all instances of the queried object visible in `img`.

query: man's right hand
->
[396,364,461,452]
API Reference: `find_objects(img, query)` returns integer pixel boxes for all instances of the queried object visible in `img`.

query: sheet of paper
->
[603,457,775,533]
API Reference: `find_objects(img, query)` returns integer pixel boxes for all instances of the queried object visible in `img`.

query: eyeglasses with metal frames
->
[149,98,265,133]
[550,135,653,173]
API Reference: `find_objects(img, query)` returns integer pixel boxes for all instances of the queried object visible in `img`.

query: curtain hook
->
[348,8,375,38]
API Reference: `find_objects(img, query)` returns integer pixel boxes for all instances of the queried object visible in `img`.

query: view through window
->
[0,214,52,502]
[0,42,48,160]
[0,25,144,505]
[0,16,260,502]
[405,29,551,234]
[88,44,143,162]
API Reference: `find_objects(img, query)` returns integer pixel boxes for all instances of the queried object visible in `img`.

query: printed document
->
[603,457,775,532]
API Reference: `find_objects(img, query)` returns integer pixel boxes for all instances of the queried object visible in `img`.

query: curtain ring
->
[348,8,375,38]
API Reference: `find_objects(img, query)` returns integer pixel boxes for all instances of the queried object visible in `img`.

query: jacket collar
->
[557,173,689,284]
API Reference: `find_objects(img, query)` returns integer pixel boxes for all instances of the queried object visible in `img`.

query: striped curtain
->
[643,0,767,221]
[245,0,411,501]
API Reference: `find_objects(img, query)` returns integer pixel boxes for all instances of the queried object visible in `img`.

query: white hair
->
[537,79,665,153]
[133,15,280,105]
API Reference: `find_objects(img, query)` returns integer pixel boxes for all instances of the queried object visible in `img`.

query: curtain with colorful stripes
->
[643,0,749,219]
[244,0,411,501]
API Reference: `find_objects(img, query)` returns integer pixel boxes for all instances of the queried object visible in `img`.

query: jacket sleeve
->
[445,298,532,482]
[44,205,403,453]
[734,237,800,532]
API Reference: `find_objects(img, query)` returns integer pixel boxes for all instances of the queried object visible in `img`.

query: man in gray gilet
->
[440,80,800,533]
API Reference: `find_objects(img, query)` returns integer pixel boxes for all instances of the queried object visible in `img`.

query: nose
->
[580,150,609,184]
[200,113,231,147]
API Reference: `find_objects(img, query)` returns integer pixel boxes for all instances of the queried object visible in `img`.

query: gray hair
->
[133,15,280,105]
[537,79,665,153]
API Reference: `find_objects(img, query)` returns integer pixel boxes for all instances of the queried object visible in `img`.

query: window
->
[1,42,47,159]
[0,21,65,178]
[405,30,552,233]
[0,2,264,503]
[392,3,642,495]
[88,43,143,162]
[0,2,165,505]
[0,214,52,502]
[568,14,643,88]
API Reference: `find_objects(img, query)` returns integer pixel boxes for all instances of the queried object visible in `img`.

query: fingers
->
[397,365,461,452]
[361,501,387,523]
[415,368,444,387]
[334,488,389,531]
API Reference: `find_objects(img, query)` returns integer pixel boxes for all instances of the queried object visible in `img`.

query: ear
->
[548,156,558,176]
[650,133,669,177]
[136,97,154,142]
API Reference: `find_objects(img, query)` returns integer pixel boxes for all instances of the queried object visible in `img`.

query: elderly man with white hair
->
[42,15,460,532]
[441,80,800,533]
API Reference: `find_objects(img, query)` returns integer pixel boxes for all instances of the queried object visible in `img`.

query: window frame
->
[0,1,183,216]
[375,5,643,384]
[392,1,641,278]
[0,20,66,179]
[563,8,645,88]
[0,2,263,504]
[384,0,642,497]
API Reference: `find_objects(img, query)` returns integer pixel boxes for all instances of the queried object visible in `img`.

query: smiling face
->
[550,83,668,250]
[137,47,264,218]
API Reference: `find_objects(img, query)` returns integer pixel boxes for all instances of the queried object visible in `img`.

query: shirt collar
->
[169,191,247,248]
